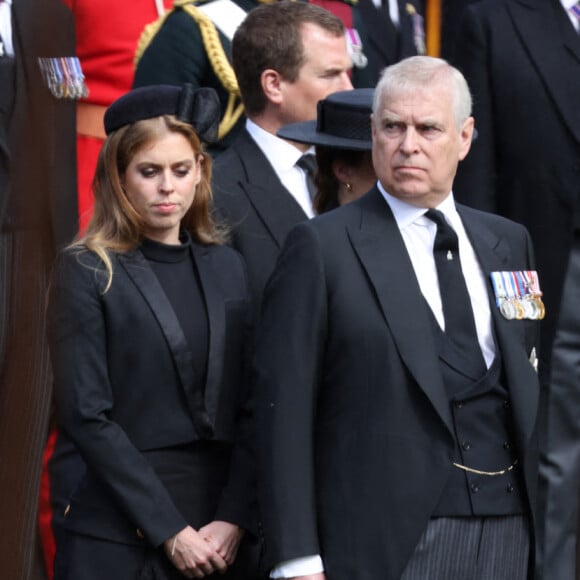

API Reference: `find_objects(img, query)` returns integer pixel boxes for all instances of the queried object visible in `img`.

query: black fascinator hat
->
[104,84,220,144]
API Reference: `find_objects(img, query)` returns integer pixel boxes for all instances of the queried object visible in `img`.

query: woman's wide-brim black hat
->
[104,84,220,144]
[277,88,374,151]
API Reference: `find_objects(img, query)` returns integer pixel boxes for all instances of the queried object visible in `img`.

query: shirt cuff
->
[270,554,324,578]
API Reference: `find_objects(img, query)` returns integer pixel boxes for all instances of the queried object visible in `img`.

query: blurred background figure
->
[277,88,376,213]
[311,0,425,87]
[0,0,78,578]
[134,0,262,156]
[450,1,580,578]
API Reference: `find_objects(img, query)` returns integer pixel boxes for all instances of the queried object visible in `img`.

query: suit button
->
[503,441,511,450]
[455,401,464,409]
[470,483,479,493]
[136,529,145,539]
[503,399,510,408]
[507,483,514,493]
[462,441,472,451]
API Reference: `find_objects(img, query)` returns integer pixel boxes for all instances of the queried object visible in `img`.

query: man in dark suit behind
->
[309,0,425,88]
[212,1,352,310]
[0,0,77,577]
[255,56,541,580]
[451,1,580,577]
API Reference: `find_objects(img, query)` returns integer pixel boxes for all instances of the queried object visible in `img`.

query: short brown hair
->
[232,1,345,116]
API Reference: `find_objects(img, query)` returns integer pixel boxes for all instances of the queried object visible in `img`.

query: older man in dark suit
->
[0,0,77,577]
[451,1,580,577]
[212,1,352,311]
[255,56,542,580]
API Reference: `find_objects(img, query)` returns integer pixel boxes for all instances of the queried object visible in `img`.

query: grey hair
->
[373,56,472,128]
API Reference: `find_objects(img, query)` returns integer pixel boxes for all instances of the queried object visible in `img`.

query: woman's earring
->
[345,182,353,192]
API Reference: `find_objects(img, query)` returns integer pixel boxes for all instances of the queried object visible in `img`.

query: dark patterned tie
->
[296,153,317,202]
[425,209,486,374]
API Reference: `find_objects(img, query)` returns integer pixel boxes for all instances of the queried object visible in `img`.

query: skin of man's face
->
[278,22,353,125]
[371,80,474,208]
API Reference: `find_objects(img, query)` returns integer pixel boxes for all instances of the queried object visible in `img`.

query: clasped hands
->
[164,520,243,578]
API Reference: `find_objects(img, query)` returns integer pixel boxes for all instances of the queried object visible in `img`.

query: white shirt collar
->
[245,118,305,171]
[245,118,316,217]
[376,180,458,230]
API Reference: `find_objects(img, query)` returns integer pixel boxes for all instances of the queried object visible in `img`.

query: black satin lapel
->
[510,0,580,144]
[117,252,212,436]
[460,212,539,447]
[190,243,225,424]
[347,189,453,434]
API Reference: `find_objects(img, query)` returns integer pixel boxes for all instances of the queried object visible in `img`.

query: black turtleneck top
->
[140,233,209,391]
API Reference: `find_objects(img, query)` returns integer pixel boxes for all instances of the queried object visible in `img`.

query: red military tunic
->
[62,0,173,230]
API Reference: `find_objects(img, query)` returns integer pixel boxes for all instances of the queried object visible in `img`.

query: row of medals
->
[38,57,89,100]
[498,295,545,320]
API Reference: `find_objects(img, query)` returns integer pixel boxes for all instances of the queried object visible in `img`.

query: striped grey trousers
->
[400,516,530,580]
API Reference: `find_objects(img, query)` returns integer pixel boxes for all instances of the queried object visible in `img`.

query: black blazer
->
[255,187,541,579]
[48,241,254,547]
[452,0,580,375]
[212,128,308,310]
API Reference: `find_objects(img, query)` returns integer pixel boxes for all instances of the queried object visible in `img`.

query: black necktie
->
[296,153,317,203]
[425,209,486,373]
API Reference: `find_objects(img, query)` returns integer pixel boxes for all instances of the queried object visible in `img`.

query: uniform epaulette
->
[134,0,244,141]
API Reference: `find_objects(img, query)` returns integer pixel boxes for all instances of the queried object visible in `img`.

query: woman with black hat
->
[277,88,377,214]
[47,84,256,580]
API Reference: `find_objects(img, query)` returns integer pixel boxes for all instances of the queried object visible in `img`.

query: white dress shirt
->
[246,119,315,218]
[377,182,496,368]
[0,0,14,57]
